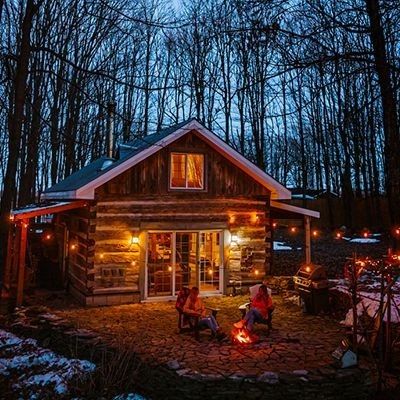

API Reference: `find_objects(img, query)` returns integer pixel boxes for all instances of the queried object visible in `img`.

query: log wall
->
[70,131,273,302]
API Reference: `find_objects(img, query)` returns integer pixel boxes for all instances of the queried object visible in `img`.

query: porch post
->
[305,216,311,264]
[16,219,28,306]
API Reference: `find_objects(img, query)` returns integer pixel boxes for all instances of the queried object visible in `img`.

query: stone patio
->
[46,294,374,399]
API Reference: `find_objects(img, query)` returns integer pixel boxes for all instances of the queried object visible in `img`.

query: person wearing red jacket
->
[234,285,273,331]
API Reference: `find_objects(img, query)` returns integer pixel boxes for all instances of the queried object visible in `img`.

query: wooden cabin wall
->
[59,204,96,298]
[96,132,270,199]
[92,132,273,295]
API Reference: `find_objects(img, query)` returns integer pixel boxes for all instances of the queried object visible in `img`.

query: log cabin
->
[3,119,319,306]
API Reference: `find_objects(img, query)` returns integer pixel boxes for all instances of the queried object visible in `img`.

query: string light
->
[290,227,297,233]
[312,230,318,237]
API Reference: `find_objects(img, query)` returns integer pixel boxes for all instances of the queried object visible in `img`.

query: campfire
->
[231,327,259,345]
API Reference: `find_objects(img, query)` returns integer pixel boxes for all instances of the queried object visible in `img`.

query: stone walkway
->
[55,295,348,377]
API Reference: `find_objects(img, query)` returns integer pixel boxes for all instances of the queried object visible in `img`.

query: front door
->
[145,231,223,298]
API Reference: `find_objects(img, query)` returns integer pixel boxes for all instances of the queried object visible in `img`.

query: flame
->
[231,328,257,345]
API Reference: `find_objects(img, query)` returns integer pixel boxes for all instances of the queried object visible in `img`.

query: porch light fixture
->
[131,235,139,245]
[231,234,239,244]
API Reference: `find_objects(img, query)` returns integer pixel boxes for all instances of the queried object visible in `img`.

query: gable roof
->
[42,119,291,200]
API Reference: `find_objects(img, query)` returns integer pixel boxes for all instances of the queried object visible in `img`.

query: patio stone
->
[8,293,376,399]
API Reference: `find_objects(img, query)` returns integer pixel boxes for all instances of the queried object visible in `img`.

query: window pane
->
[171,154,186,187]
[187,154,204,188]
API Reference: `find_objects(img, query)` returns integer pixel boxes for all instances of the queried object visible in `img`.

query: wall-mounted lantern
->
[131,234,140,245]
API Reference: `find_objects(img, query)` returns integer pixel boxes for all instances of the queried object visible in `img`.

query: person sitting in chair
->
[234,284,273,332]
[183,287,226,341]
[176,287,191,330]
[239,279,274,328]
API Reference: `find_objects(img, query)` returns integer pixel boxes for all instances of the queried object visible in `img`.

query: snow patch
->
[273,241,293,251]
[0,329,95,397]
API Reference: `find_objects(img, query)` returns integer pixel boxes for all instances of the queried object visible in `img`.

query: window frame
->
[169,152,205,190]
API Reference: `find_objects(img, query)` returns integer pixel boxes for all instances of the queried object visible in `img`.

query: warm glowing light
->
[131,235,139,244]
[363,232,369,238]
[254,269,259,276]
[395,228,400,236]
[168,266,172,272]
[312,230,318,237]
[290,227,297,233]
[9,215,14,221]
[272,222,277,228]
[45,234,51,240]
[231,234,239,243]
[70,244,76,250]
[336,232,342,239]
[251,213,259,223]
[100,253,104,259]
[305,265,311,273]
[23,223,28,229]
[131,261,136,266]
[231,328,257,345]
[229,215,235,224]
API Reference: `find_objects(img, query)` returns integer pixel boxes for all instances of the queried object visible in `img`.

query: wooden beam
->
[16,220,28,306]
[12,200,87,220]
[305,216,311,264]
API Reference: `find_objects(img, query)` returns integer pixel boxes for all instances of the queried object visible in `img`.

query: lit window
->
[170,153,204,189]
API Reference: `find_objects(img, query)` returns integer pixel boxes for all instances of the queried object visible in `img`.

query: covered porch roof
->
[5,200,88,307]
[10,200,87,221]
[270,200,320,220]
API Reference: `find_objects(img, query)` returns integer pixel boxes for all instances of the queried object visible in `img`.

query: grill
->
[293,264,329,314]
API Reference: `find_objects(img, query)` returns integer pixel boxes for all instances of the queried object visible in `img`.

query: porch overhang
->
[270,201,319,266]
[270,201,320,220]
[5,200,88,306]
[11,200,87,220]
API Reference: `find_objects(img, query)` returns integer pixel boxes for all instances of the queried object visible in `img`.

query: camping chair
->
[175,287,219,340]
[238,284,274,330]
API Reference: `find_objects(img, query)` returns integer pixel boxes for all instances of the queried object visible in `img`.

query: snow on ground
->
[273,241,293,251]
[340,291,400,325]
[113,394,147,400]
[342,237,380,243]
[0,329,95,397]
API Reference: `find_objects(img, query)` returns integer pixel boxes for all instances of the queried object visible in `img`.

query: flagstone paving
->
[54,294,351,377]
[4,293,378,399]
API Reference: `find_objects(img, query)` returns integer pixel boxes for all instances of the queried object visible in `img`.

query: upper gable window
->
[170,153,204,189]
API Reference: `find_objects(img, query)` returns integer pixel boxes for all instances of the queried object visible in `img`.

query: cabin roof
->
[42,119,291,200]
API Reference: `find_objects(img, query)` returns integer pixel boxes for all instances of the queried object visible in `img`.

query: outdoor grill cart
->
[294,264,329,314]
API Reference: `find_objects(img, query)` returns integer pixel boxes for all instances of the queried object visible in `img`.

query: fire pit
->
[293,264,329,314]
[231,327,259,345]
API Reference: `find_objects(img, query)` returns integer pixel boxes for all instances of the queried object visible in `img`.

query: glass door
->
[175,233,197,294]
[199,232,221,292]
[147,232,172,297]
[146,231,223,298]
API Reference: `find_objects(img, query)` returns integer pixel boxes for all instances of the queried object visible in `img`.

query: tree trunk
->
[0,0,38,269]
[365,0,400,230]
